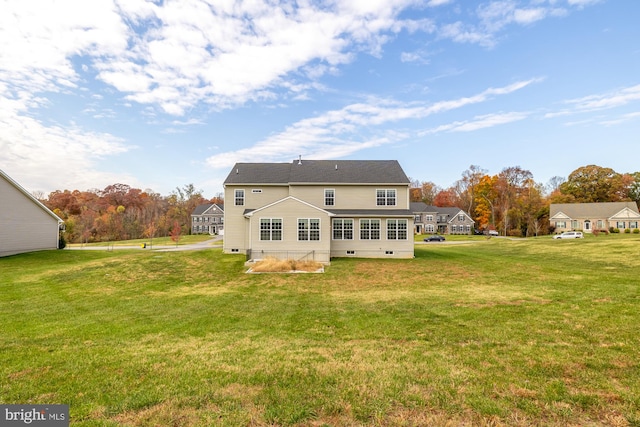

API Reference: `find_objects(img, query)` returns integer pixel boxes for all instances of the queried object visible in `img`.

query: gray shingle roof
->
[223,160,410,185]
[550,202,639,219]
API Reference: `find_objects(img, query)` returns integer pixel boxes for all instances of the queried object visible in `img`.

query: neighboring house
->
[223,159,414,261]
[411,202,475,235]
[191,203,224,235]
[0,169,64,257]
[550,202,640,233]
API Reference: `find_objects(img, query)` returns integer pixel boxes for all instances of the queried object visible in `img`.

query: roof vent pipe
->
[298,155,302,165]
[335,164,338,170]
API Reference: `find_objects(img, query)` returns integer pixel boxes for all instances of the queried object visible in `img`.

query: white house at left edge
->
[0,169,64,257]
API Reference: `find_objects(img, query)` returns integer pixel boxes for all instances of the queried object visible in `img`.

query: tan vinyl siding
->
[0,177,60,257]
[223,185,289,253]
[330,217,414,258]
[289,185,410,209]
[247,198,331,262]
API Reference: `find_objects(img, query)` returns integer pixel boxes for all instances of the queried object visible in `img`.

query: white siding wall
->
[0,177,60,257]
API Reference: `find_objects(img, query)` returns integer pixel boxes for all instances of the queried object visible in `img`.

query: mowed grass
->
[1,236,639,426]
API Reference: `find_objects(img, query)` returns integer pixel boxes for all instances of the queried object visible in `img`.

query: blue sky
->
[1,0,639,198]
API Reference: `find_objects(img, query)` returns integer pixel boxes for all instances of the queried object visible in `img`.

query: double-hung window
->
[324,189,335,206]
[387,219,408,240]
[260,218,282,241]
[376,189,396,206]
[360,219,380,240]
[234,189,245,206]
[333,219,353,240]
[298,219,320,241]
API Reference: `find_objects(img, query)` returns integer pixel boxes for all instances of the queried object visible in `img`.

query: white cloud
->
[206,79,539,169]
[421,111,529,134]
[565,84,640,111]
[599,112,640,127]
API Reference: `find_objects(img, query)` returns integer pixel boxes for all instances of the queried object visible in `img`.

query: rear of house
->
[1,169,63,257]
[223,159,414,261]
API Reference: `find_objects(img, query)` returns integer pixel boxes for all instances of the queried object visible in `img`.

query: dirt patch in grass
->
[248,257,324,273]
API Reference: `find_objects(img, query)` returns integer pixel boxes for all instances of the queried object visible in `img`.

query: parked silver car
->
[553,231,584,239]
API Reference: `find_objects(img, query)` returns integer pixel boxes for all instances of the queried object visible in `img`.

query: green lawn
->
[1,237,639,426]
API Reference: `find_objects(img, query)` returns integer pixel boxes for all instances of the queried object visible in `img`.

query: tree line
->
[410,164,640,237]
[43,164,639,243]
[42,184,223,244]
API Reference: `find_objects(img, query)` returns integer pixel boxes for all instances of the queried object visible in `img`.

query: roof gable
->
[224,160,410,185]
[244,196,333,217]
[610,207,640,220]
[0,169,62,223]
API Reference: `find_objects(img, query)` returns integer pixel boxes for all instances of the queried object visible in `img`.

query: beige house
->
[1,169,64,257]
[223,160,414,261]
[550,202,640,233]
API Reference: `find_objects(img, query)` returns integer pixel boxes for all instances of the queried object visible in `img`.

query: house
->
[0,169,64,257]
[411,202,475,235]
[550,202,640,233]
[191,203,224,235]
[223,159,414,261]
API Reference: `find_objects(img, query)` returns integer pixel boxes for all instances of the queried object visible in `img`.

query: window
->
[346,250,356,255]
[556,221,566,228]
[325,189,335,206]
[451,225,458,233]
[415,215,421,222]
[260,218,282,241]
[631,222,638,229]
[426,215,433,222]
[387,219,408,240]
[572,220,580,229]
[426,224,434,233]
[298,219,320,241]
[333,219,353,240]
[617,221,626,229]
[385,251,394,255]
[597,220,604,229]
[360,219,381,240]
[465,225,471,233]
[252,189,262,193]
[376,189,396,206]
[458,214,465,221]
[234,189,245,206]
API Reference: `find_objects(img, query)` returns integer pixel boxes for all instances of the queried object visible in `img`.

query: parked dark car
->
[424,235,445,242]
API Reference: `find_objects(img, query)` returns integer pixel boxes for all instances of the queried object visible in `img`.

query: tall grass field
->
[1,236,639,426]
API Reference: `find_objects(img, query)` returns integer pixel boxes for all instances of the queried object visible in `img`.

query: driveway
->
[66,236,222,252]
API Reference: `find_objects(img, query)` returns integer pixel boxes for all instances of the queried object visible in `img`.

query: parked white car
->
[553,231,584,239]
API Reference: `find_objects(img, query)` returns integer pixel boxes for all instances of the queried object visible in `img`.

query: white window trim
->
[359,218,381,240]
[297,218,321,242]
[376,189,397,206]
[386,219,408,240]
[332,218,354,240]
[234,189,245,206]
[324,188,335,206]
[259,218,283,241]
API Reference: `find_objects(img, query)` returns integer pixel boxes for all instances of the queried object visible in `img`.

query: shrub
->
[251,257,323,273]
[624,228,631,234]
[58,235,67,250]
[634,229,639,234]
[613,228,620,234]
